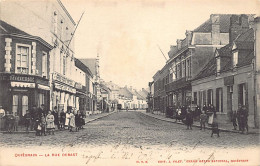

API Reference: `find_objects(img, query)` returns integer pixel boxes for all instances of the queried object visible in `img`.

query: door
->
[12,94,28,117]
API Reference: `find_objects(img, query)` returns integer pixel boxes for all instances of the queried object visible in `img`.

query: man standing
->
[0,106,6,131]
[240,105,249,134]
[237,104,242,131]
[52,106,59,130]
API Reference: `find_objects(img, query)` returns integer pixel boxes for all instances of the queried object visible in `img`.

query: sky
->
[62,0,259,90]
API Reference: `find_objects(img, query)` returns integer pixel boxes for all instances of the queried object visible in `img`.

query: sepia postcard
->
[0,0,260,165]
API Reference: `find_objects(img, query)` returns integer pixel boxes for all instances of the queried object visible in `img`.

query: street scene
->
[0,0,260,166]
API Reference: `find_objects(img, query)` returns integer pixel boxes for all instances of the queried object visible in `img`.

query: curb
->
[0,111,116,134]
[141,112,260,135]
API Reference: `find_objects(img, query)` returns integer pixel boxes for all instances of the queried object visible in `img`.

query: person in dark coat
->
[240,105,249,134]
[202,104,207,113]
[185,106,193,130]
[52,106,59,130]
[59,109,66,130]
[24,110,31,132]
[181,105,187,117]
[75,111,81,132]
[194,105,201,118]
[211,118,220,137]
[30,105,37,131]
[237,104,242,131]
[232,110,237,130]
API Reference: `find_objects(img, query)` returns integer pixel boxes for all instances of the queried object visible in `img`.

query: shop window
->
[38,93,45,107]
[16,44,31,74]
[216,88,223,112]
[12,95,18,115]
[42,52,47,77]
[22,95,28,116]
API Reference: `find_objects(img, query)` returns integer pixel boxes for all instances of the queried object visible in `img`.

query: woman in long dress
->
[65,110,71,129]
[69,112,75,132]
[46,110,55,135]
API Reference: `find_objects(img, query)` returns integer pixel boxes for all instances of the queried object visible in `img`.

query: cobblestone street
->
[1,111,259,148]
[1,111,260,166]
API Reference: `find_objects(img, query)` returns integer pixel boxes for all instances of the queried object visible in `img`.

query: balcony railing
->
[165,77,191,92]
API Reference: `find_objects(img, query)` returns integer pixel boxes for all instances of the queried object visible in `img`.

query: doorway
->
[12,93,28,117]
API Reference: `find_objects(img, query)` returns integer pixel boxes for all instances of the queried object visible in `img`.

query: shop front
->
[51,72,76,113]
[0,73,50,118]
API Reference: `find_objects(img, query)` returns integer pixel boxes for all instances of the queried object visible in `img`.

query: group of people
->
[232,104,249,134]
[0,105,86,135]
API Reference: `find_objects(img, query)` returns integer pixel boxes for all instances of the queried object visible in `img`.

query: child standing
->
[46,111,55,135]
[200,111,207,131]
[41,113,46,136]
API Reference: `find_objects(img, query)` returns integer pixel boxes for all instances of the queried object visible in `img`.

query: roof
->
[193,14,232,33]
[100,83,111,92]
[118,87,133,99]
[193,28,254,81]
[79,58,96,76]
[132,90,144,100]
[0,20,53,49]
[75,58,93,77]
[193,57,216,80]
[138,89,149,99]
[0,20,30,35]
[102,81,120,91]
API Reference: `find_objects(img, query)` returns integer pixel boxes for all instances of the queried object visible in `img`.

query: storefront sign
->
[54,83,76,94]
[38,84,50,91]
[75,82,83,89]
[0,73,34,82]
[11,82,35,88]
[52,72,75,87]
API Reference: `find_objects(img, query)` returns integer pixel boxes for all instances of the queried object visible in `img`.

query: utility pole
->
[64,11,85,55]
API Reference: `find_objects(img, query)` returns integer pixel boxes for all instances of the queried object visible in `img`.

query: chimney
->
[248,15,255,28]
[240,14,249,30]
[185,30,192,46]
[229,15,242,42]
[177,39,182,50]
[211,14,220,45]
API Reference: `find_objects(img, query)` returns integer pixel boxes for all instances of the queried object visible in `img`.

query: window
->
[216,88,223,112]
[63,56,66,75]
[238,83,247,106]
[42,52,47,77]
[186,58,191,78]
[216,58,220,73]
[233,51,238,67]
[12,95,18,115]
[207,89,213,105]
[22,95,28,116]
[16,45,31,74]
[193,92,197,105]
[182,60,186,78]
[38,93,45,107]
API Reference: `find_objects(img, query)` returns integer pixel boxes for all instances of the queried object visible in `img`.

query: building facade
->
[192,15,258,127]
[1,0,78,112]
[0,21,52,119]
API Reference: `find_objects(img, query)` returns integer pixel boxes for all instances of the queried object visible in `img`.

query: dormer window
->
[216,57,220,73]
[232,43,238,68]
[233,51,238,67]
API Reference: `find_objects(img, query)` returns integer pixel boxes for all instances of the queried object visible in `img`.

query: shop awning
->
[11,82,35,88]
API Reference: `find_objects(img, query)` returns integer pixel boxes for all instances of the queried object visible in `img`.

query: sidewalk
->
[141,112,260,134]
[0,111,116,134]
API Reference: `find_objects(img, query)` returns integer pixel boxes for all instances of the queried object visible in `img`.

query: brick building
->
[153,14,237,114]
[0,20,52,118]
[192,15,258,127]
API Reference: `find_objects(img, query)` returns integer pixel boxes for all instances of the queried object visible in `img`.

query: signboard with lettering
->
[52,72,75,87]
